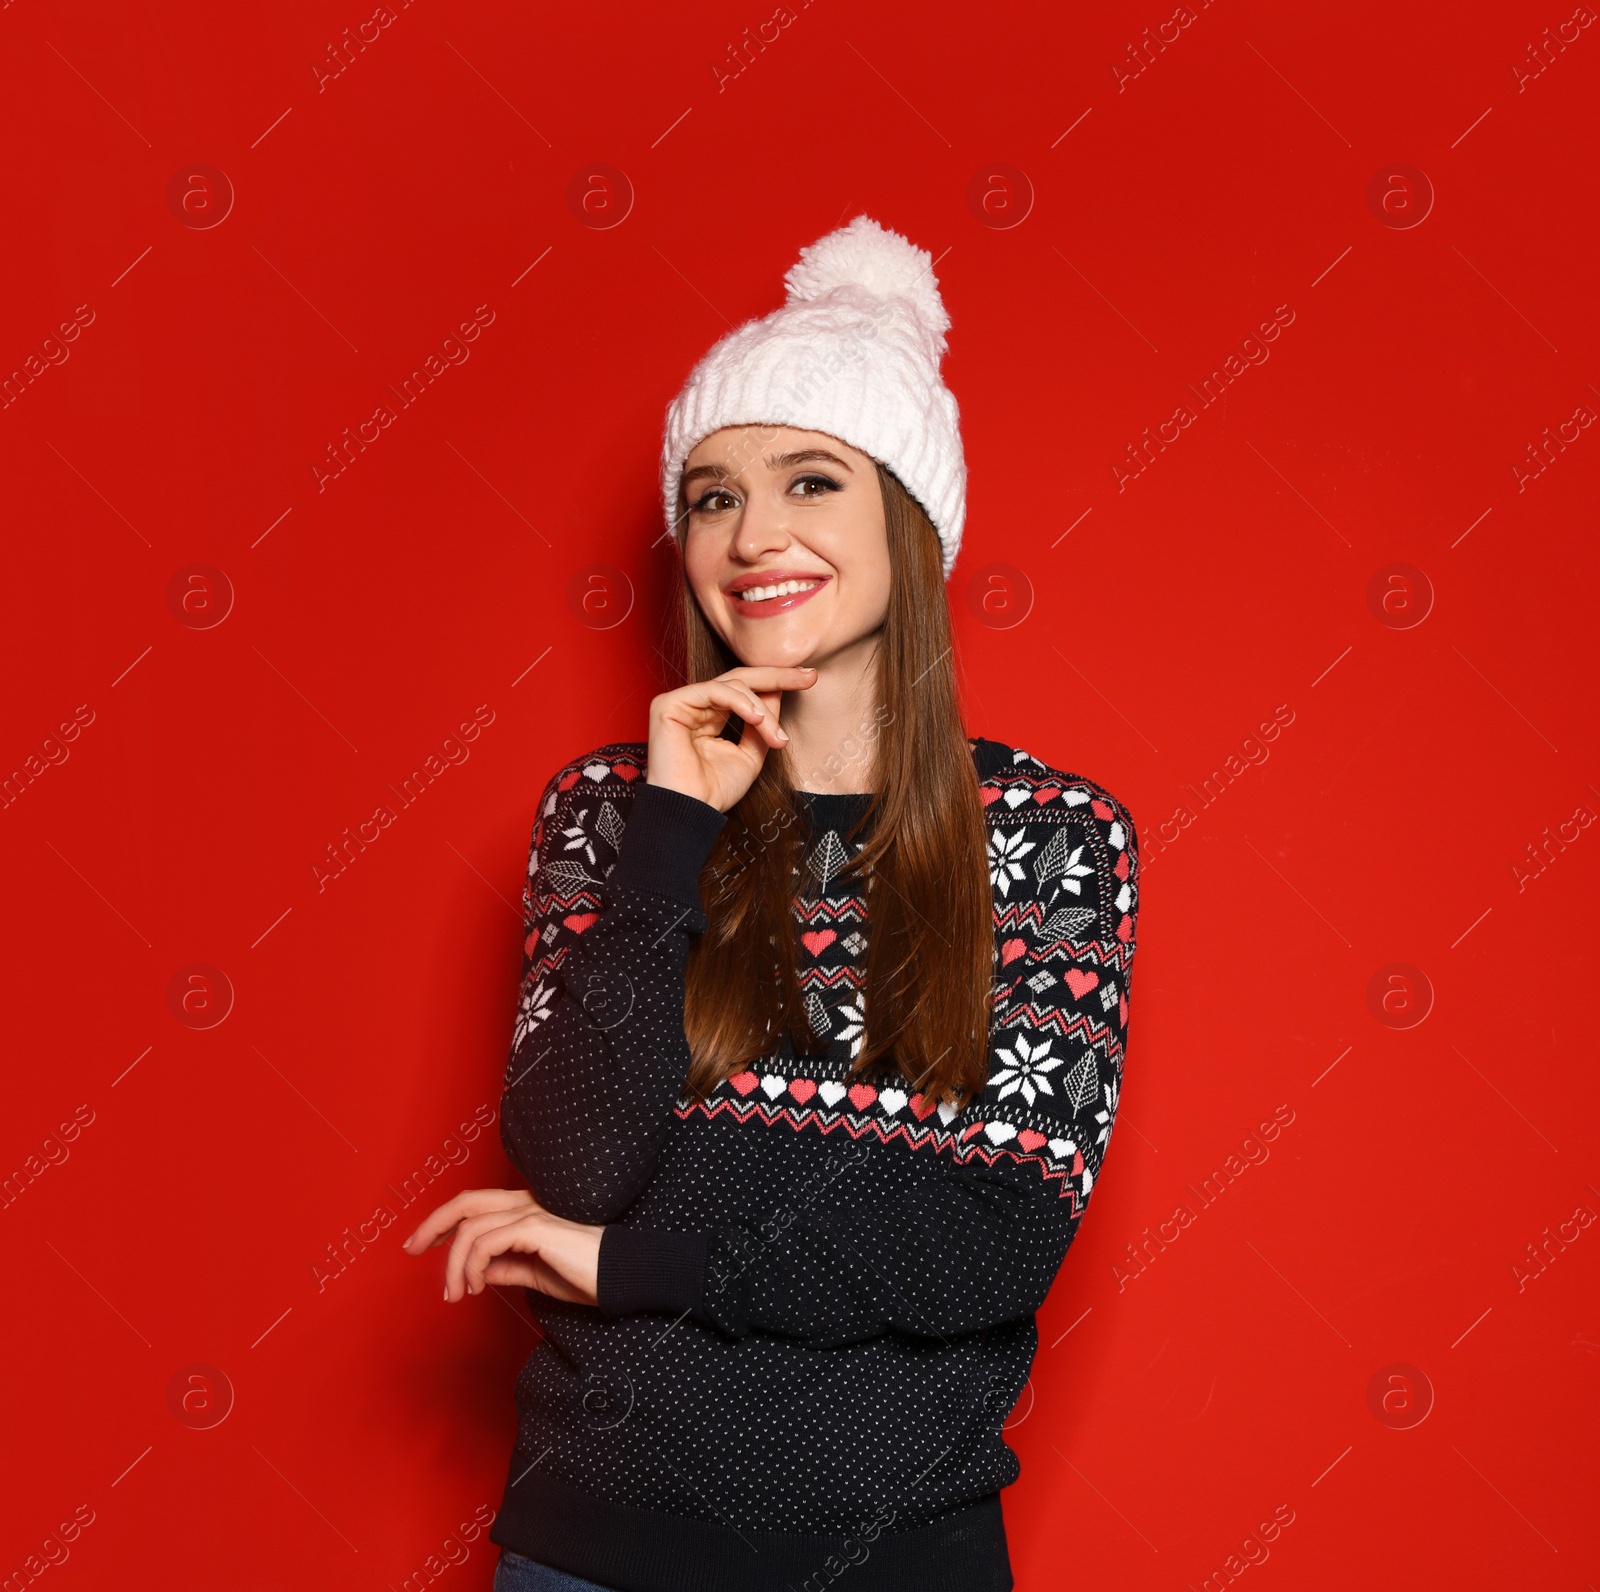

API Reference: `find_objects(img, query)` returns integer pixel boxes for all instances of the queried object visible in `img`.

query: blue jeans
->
[494,1548,618,1592]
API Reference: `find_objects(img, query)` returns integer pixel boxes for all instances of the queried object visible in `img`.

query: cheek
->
[845,586,889,637]
[682,538,723,611]
[851,543,892,629]
[871,555,892,622]
[821,506,891,631]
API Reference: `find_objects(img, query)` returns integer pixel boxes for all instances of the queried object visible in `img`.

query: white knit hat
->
[660,214,966,577]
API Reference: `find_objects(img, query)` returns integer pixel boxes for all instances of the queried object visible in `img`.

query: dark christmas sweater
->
[488,738,1141,1592]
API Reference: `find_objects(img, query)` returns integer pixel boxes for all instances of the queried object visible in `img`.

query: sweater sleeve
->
[499,757,725,1224]
[597,784,1141,1349]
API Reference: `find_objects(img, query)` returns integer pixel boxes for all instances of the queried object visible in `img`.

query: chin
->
[722,622,822,671]
[732,640,815,670]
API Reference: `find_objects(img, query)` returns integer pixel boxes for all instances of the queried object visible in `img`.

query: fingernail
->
[776,729,789,742]
[443,1286,449,1302]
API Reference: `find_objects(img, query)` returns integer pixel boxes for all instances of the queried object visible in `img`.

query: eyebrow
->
[681,448,856,489]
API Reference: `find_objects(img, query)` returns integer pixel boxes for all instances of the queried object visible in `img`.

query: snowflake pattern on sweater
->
[490,737,1140,1592]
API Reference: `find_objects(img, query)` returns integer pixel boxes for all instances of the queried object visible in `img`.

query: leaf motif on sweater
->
[1063,1051,1099,1111]
[807,831,849,892]
[540,859,599,892]
[1039,905,1096,942]
[596,800,626,854]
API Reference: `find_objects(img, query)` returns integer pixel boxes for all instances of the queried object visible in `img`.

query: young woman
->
[404,215,1141,1592]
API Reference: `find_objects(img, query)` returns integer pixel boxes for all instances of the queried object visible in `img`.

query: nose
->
[731,489,794,564]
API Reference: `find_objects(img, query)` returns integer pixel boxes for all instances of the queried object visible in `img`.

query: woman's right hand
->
[646,666,816,812]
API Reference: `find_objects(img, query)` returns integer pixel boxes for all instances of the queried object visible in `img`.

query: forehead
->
[684,425,869,472]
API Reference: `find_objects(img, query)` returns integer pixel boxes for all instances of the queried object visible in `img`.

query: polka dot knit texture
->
[487,737,1141,1592]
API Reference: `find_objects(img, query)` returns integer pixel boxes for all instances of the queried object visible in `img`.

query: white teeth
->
[740,579,820,603]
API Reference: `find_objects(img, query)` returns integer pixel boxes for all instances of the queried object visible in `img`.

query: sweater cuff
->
[596,1226,710,1320]
[608,782,726,906]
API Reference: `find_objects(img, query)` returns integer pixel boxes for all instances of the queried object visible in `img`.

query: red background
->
[3,1,1596,1586]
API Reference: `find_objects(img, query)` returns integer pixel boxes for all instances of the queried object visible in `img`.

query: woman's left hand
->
[402,1187,604,1307]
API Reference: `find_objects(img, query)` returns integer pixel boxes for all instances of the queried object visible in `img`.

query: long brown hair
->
[678,461,993,1108]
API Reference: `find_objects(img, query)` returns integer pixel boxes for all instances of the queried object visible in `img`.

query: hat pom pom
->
[783,214,950,349]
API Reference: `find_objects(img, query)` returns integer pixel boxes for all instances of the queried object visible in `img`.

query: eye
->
[792,472,841,499]
[690,485,738,514]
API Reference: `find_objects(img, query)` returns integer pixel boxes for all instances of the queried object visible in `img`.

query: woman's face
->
[680,426,890,672]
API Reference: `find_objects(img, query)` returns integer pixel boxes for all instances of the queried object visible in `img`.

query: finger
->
[445,1209,533,1300]
[664,681,764,722]
[717,684,773,726]
[721,688,788,750]
[403,1191,473,1253]
[446,1211,513,1298]
[406,1189,496,1252]
[463,1216,540,1297]
[745,709,788,750]
[728,688,771,726]
[718,666,818,693]
[482,1255,540,1288]
[676,683,786,741]
[717,665,818,686]
[736,713,783,760]
[404,1188,532,1252]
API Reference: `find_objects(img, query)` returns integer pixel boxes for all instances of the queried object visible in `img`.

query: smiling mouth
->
[727,575,830,616]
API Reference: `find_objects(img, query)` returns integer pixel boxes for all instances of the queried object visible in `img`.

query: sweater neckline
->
[790,787,870,816]
[792,741,1007,824]
[793,789,872,833]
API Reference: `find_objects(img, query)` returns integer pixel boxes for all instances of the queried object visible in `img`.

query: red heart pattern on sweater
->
[980,787,1002,807]
[801,930,837,957]
[701,1070,1076,1165]
[1033,787,1060,804]
[563,913,598,934]
[1064,968,1099,998]
[1001,938,1026,966]
[614,763,641,782]
[557,771,581,791]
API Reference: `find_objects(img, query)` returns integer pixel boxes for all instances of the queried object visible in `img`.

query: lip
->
[725,570,832,618]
